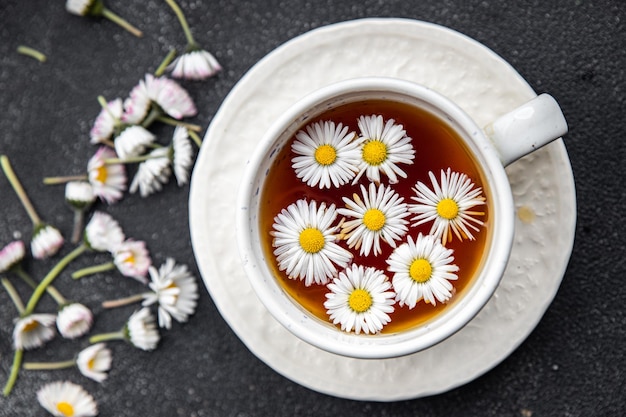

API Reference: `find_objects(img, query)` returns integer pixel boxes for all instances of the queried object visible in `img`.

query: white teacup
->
[236,77,567,359]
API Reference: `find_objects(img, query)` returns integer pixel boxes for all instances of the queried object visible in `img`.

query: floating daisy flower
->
[129,147,171,197]
[76,343,112,382]
[90,307,160,351]
[409,168,486,244]
[0,240,25,273]
[386,233,459,308]
[89,98,123,144]
[142,258,198,329]
[13,313,57,350]
[324,264,396,334]
[113,240,151,283]
[31,224,65,260]
[114,125,156,160]
[171,126,194,186]
[84,211,125,253]
[352,115,415,184]
[66,0,142,38]
[272,199,352,286]
[87,147,127,204]
[291,120,360,189]
[37,380,98,417]
[56,302,93,339]
[165,0,222,80]
[338,182,410,257]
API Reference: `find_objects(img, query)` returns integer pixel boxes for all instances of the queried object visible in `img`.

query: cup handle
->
[483,94,568,167]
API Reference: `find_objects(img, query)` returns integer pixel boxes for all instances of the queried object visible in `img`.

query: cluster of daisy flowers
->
[271,115,487,335]
[1,1,216,415]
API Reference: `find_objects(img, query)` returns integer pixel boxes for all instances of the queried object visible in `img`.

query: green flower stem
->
[101,8,143,38]
[156,116,201,132]
[102,293,147,309]
[23,244,87,316]
[23,359,75,371]
[1,278,25,314]
[89,331,124,344]
[1,155,42,226]
[71,209,85,245]
[140,106,162,129]
[155,49,177,77]
[105,152,166,165]
[14,267,67,305]
[2,349,23,397]
[165,0,195,45]
[188,130,203,148]
[71,261,115,279]
[43,175,88,185]
[16,45,46,62]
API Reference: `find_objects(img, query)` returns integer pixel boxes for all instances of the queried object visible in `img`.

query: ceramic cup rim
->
[236,77,515,359]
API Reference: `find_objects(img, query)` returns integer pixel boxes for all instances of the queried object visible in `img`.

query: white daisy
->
[409,168,486,244]
[66,0,94,15]
[324,264,396,334]
[87,147,127,204]
[84,211,125,252]
[291,120,360,189]
[171,126,193,186]
[338,182,410,257]
[352,114,415,184]
[121,77,152,125]
[31,224,64,260]
[65,181,95,210]
[129,147,171,197]
[114,125,156,160]
[37,380,98,417]
[272,199,352,286]
[168,48,222,80]
[13,313,57,350]
[125,307,160,351]
[0,240,25,273]
[386,233,459,308]
[89,98,122,144]
[76,343,112,383]
[142,258,198,329]
[113,240,151,283]
[56,303,93,339]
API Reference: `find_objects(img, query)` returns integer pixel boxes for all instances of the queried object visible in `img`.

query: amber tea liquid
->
[259,99,490,334]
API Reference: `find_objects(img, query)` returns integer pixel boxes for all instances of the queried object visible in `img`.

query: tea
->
[259,99,490,334]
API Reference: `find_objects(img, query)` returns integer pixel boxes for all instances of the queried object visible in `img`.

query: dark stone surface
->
[0,0,624,416]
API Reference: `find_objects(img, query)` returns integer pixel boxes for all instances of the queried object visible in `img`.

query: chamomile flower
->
[291,120,360,189]
[171,126,194,186]
[87,147,127,204]
[114,125,156,160]
[113,240,151,283]
[89,98,123,144]
[324,264,396,334]
[386,233,459,308]
[37,380,98,417]
[125,307,160,350]
[84,211,125,253]
[13,313,57,350]
[31,224,64,260]
[0,240,25,273]
[56,303,93,339]
[142,258,198,329]
[272,199,352,286]
[129,147,171,197]
[352,115,415,184]
[76,343,112,383]
[338,182,410,257]
[409,168,486,244]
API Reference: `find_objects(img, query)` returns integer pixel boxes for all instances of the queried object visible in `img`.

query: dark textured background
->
[0,0,624,416]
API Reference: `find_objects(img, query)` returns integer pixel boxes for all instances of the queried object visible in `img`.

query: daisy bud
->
[37,380,98,417]
[66,0,142,38]
[76,343,112,383]
[65,181,95,210]
[84,211,125,252]
[56,303,94,339]
[168,47,222,80]
[113,239,151,282]
[125,307,159,351]
[129,147,171,197]
[31,224,64,260]
[114,125,156,160]
[0,240,25,273]
[13,313,57,350]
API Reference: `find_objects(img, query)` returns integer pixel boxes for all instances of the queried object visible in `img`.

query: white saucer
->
[189,18,576,401]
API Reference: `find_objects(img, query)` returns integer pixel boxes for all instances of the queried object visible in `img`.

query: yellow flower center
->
[314,144,337,166]
[94,165,108,184]
[436,198,459,220]
[123,253,136,265]
[299,228,325,254]
[22,320,39,332]
[56,402,75,416]
[87,357,95,370]
[348,288,373,313]
[362,208,386,231]
[362,140,387,166]
[409,258,433,283]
